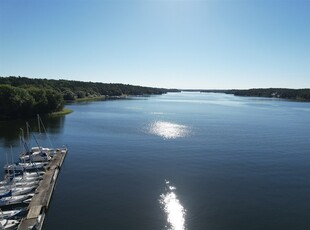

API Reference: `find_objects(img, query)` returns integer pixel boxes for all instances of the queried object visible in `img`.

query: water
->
[0,92,310,230]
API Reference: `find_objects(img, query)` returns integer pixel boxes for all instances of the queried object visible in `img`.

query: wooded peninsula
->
[0,76,178,120]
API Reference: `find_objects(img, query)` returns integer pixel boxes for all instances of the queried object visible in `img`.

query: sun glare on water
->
[160,180,186,230]
[149,121,189,139]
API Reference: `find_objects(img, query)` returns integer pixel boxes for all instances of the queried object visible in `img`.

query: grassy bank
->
[75,95,106,102]
[49,108,73,117]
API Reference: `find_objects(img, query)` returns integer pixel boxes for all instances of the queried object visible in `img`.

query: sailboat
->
[0,180,39,189]
[0,186,35,196]
[0,218,19,229]
[19,151,51,162]
[4,140,48,173]
[4,162,47,172]
[19,116,55,163]
[0,208,25,219]
[0,174,43,186]
[0,191,11,200]
[0,193,33,206]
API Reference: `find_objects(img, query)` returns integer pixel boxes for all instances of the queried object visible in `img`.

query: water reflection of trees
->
[0,115,65,147]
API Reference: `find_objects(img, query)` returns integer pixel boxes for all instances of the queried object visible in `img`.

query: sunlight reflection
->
[160,180,186,230]
[150,112,165,115]
[149,121,189,139]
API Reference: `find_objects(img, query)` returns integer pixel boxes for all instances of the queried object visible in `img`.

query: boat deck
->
[18,148,68,230]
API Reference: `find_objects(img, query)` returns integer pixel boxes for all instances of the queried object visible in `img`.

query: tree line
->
[0,84,63,119]
[0,76,178,119]
[201,88,310,101]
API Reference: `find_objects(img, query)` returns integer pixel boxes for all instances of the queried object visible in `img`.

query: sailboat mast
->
[26,122,30,150]
[5,151,9,183]
[10,146,16,180]
[20,128,24,143]
[38,114,53,149]
[37,114,41,134]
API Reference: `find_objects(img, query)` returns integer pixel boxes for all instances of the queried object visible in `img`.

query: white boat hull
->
[0,219,19,229]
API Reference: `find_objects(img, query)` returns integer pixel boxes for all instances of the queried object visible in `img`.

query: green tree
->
[28,87,49,114]
[45,89,64,112]
[0,85,34,118]
[63,89,75,101]
[76,91,86,98]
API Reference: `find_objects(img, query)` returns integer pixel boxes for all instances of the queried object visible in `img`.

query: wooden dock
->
[18,148,68,230]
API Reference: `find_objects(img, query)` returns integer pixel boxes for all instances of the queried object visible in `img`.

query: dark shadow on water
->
[0,115,65,147]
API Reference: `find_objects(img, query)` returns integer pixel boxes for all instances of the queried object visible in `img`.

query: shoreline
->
[48,108,73,117]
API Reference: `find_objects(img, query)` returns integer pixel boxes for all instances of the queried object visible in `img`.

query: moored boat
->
[1,175,43,185]
[4,162,47,172]
[10,180,39,188]
[20,151,51,162]
[0,219,19,229]
[0,186,35,196]
[0,191,11,199]
[0,208,25,219]
[0,194,32,206]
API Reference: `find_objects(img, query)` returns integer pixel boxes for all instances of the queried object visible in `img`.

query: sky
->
[0,0,309,89]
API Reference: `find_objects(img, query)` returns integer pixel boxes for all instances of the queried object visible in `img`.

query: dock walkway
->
[18,148,68,230]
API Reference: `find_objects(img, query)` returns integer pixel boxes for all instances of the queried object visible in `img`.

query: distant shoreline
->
[198,88,310,102]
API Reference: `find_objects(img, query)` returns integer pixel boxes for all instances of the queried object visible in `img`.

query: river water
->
[0,92,310,230]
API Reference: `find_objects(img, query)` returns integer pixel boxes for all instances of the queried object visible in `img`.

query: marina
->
[0,118,68,230]
[18,147,67,230]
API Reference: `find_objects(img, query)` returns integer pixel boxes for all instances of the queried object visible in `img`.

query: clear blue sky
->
[0,0,309,89]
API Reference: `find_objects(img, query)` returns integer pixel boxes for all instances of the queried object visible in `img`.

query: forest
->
[0,76,177,119]
[201,88,310,101]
